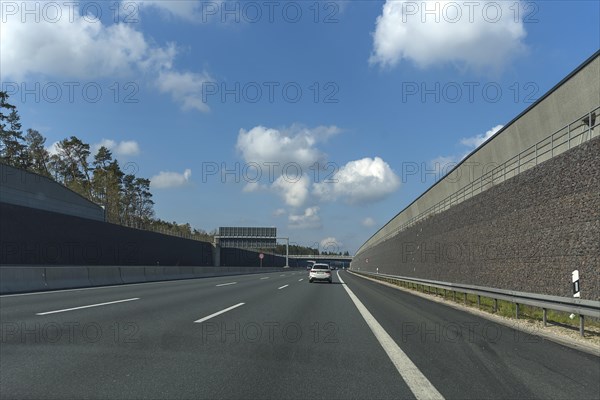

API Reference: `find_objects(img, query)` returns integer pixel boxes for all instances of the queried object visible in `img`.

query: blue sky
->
[2,0,599,254]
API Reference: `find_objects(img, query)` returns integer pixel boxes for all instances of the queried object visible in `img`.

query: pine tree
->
[24,129,51,176]
[0,92,27,167]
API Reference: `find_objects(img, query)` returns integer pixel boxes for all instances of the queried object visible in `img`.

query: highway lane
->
[1,269,599,399]
[340,272,600,400]
[0,270,413,399]
[0,270,289,320]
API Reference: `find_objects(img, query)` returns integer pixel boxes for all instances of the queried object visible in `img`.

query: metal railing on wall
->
[352,271,600,337]
[365,107,599,250]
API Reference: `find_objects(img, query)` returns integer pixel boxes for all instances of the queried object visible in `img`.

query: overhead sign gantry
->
[216,227,289,267]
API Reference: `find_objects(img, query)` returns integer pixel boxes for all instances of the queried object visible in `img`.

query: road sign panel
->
[217,227,277,248]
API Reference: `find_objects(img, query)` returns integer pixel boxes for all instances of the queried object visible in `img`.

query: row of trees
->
[270,244,349,256]
[0,91,213,241]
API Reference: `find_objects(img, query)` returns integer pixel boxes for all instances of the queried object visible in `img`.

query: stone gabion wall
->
[352,137,600,301]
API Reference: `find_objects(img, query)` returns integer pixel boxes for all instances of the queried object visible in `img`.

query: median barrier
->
[192,266,210,277]
[119,266,147,283]
[88,266,123,286]
[0,265,284,294]
[143,266,163,281]
[0,267,47,293]
[160,266,178,280]
[44,266,90,289]
[179,266,195,279]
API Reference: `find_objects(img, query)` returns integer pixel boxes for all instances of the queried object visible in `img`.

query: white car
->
[309,263,332,283]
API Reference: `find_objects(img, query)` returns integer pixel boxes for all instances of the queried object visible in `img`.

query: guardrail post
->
[580,315,585,337]
[515,303,519,319]
[493,299,498,313]
[477,295,481,308]
[543,308,547,327]
[453,291,456,301]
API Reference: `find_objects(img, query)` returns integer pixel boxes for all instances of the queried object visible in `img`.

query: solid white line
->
[194,303,245,323]
[216,282,237,287]
[278,285,289,290]
[260,277,270,280]
[298,278,304,282]
[336,272,444,400]
[36,298,140,315]
[280,274,286,276]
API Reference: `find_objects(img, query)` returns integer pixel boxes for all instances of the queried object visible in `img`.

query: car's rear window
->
[312,265,330,270]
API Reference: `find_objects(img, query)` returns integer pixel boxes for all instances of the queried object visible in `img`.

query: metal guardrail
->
[352,270,600,337]
[364,107,599,250]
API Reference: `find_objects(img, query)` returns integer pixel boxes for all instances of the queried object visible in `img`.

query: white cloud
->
[370,0,527,72]
[242,182,267,193]
[0,4,211,112]
[362,217,376,228]
[151,168,192,189]
[46,141,60,156]
[93,139,141,157]
[272,175,310,208]
[157,70,213,113]
[289,207,322,230]
[236,124,340,169]
[313,157,400,205]
[237,124,341,207]
[0,10,173,80]
[460,125,503,149]
[319,237,343,253]
[237,126,399,208]
[273,208,286,217]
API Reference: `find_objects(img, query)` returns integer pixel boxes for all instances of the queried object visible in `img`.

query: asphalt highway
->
[1,270,598,399]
